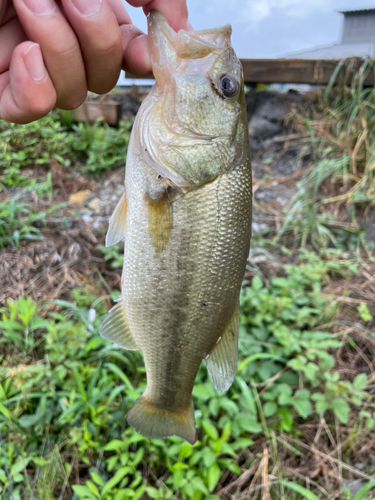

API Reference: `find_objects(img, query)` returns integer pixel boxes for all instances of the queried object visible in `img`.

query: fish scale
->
[100,11,252,443]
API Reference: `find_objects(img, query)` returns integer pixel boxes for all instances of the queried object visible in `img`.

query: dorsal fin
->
[100,298,139,351]
[206,306,239,392]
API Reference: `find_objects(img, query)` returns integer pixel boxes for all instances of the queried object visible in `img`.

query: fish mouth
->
[147,10,232,88]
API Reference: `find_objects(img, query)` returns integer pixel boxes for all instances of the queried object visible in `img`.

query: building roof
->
[285,42,375,60]
[339,7,375,14]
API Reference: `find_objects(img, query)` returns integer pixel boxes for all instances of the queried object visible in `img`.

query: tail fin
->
[126,395,196,444]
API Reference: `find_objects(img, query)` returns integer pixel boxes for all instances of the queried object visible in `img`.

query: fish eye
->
[218,74,239,98]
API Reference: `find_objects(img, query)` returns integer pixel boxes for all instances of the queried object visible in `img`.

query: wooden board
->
[126,58,374,86]
[241,58,374,85]
[72,100,121,126]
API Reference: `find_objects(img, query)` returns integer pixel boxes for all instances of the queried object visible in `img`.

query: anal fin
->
[206,306,239,392]
[106,190,127,247]
[100,298,138,351]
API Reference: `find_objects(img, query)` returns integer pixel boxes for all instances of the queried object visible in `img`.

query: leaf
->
[202,420,219,441]
[315,399,328,414]
[191,476,208,494]
[104,363,134,390]
[207,463,221,492]
[237,354,285,373]
[292,395,312,419]
[366,418,375,429]
[236,414,262,433]
[101,467,131,495]
[278,407,294,432]
[202,449,217,468]
[263,401,277,417]
[133,485,145,500]
[352,479,375,500]
[331,398,350,424]
[353,373,367,390]
[90,472,104,486]
[104,440,125,451]
[72,485,97,499]
[231,438,254,450]
[0,403,11,420]
[280,481,320,500]
[251,275,263,291]
[18,413,41,428]
[86,481,100,498]
[277,385,293,405]
[193,384,213,400]
[10,459,28,477]
[294,389,310,399]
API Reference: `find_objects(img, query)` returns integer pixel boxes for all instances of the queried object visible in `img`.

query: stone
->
[68,190,92,206]
[87,197,102,213]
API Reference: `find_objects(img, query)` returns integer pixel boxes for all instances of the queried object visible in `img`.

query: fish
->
[100,11,252,444]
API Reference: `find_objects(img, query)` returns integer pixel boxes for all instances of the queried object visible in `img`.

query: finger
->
[13,0,87,110]
[121,0,190,76]
[0,0,8,22]
[1,4,17,24]
[106,0,152,76]
[0,42,56,124]
[126,0,189,32]
[60,0,123,95]
[120,25,151,76]
[107,0,132,24]
[0,17,27,73]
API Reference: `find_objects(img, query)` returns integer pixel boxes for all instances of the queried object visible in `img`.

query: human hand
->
[0,0,189,124]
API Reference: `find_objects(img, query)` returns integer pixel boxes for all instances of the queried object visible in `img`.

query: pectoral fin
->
[99,298,138,351]
[206,307,239,392]
[146,192,172,254]
[106,191,128,247]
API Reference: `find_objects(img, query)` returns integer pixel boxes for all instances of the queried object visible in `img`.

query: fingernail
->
[23,44,47,81]
[186,20,194,32]
[71,0,101,16]
[22,0,56,15]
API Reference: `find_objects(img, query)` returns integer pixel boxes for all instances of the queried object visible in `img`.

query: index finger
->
[126,0,189,32]
[120,0,190,76]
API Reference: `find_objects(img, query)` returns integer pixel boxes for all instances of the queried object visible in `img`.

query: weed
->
[96,243,124,268]
[72,120,131,177]
[276,59,375,250]
[0,249,372,499]
[0,186,63,248]
[0,113,131,188]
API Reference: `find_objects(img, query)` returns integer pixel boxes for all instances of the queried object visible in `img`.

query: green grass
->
[1,69,375,499]
[0,179,65,248]
[0,113,131,189]
[0,251,373,500]
[275,59,375,250]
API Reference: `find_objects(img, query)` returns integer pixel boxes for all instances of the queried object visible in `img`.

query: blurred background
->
[1,2,375,500]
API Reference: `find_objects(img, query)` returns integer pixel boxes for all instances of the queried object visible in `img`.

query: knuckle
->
[89,78,118,95]
[92,36,122,58]
[57,91,87,110]
[29,96,56,117]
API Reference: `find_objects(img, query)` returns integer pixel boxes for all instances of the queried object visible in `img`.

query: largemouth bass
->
[100,11,252,444]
